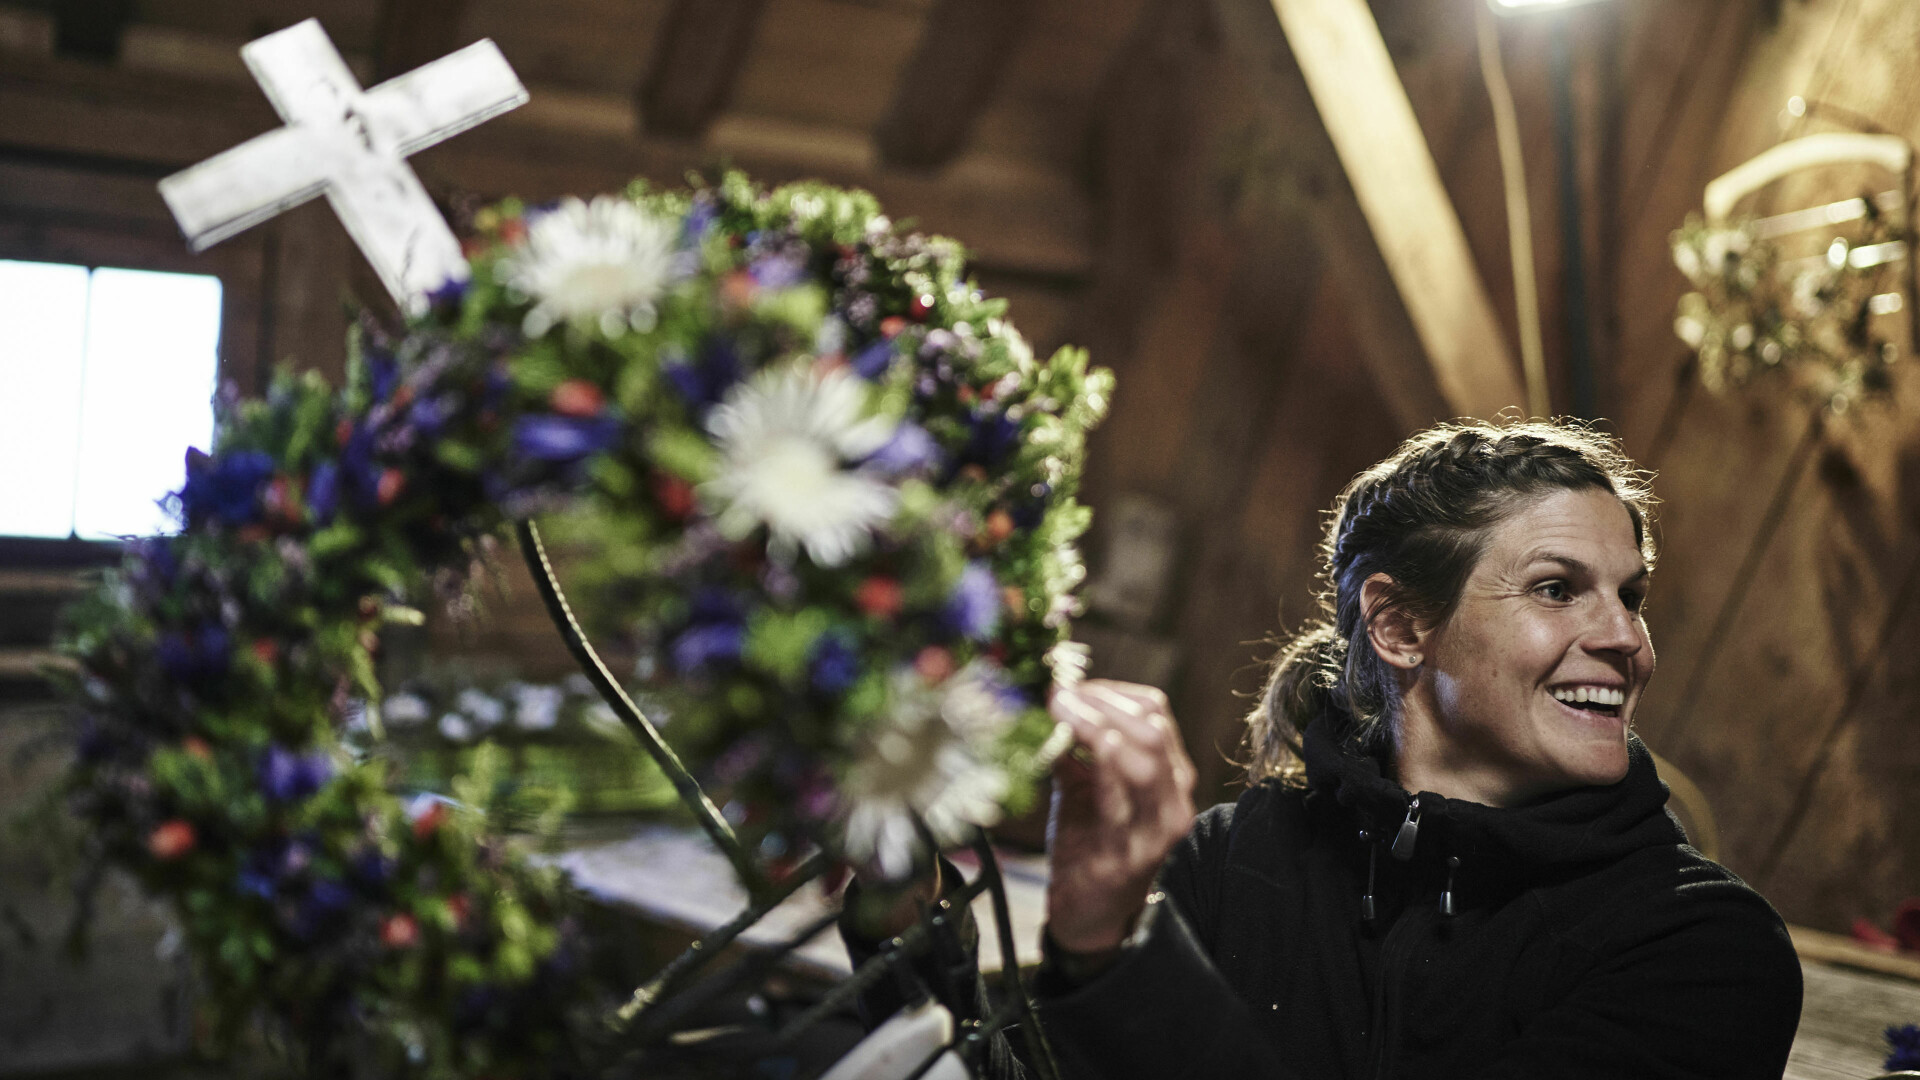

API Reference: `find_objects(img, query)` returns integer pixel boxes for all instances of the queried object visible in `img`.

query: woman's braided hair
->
[1243,419,1657,785]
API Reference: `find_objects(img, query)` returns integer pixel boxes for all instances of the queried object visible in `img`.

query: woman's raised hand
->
[1045,680,1198,956]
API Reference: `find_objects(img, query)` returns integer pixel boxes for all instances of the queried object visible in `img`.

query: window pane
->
[0,261,90,538]
[72,268,223,539]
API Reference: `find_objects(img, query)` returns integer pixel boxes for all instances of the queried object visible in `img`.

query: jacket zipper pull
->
[1390,795,1421,861]
[1358,829,1377,922]
[1439,856,1461,916]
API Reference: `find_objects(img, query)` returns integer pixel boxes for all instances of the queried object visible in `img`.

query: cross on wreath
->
[158,18,527,314]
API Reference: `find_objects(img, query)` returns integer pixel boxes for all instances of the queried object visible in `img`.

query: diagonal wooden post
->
[1214,0,1527,427]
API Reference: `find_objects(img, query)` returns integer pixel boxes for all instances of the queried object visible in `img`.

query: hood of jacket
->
[1299,717,1685,884]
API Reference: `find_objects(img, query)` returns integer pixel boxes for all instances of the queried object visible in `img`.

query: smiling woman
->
[845,420,1805,1080]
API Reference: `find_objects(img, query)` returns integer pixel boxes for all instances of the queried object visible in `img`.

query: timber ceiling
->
[0,0,1157,281]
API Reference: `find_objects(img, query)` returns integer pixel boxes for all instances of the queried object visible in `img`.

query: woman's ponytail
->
[1244,621,1347,785]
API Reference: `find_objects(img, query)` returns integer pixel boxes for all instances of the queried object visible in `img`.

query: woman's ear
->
[1360,573,1425,671]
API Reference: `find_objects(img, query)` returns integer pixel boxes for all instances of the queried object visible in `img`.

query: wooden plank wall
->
[1077,0,1920,938]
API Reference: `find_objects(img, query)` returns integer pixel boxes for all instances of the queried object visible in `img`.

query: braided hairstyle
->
[1244,419,1657,785]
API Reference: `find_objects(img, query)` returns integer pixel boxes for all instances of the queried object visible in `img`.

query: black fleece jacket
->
[848,723,1804,1079]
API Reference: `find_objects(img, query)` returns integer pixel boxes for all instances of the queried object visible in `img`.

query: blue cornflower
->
[157,623,231,686]
[809,631,860,695]
[307,460,340,523]
[257,744,333,803]
[512,414,623,463]
[944,561,1001,641]
[850,338,895,379]
[670,622,746,674]
[1888,1024,1920,1072]
[864,421,942,477]
[179,449,275,527]
[662,340,744,412]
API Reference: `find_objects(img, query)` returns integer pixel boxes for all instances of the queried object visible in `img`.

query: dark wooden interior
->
[3,0,1919,949]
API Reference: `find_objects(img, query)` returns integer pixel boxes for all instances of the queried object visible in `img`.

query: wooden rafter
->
[874,0,1029,171]
[637,0,769,143]
[52,0,133,61]
[374,0,472,82]
[1209,0,1524,427]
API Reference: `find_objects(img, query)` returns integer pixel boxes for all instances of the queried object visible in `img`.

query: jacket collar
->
[1300,717,1685,875]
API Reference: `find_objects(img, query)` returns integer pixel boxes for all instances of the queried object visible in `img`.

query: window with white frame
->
[0,260,223,540]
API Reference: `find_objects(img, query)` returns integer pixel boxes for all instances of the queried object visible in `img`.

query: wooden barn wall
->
[1075,0,1920,938]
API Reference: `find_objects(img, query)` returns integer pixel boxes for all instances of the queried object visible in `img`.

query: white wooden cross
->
[158,19,527,314]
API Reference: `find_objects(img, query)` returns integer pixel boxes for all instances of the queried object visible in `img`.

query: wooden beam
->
[637,0,769,142]
[374,0,471,82]
[873,0,1029,171]
[0,52,1093,280]
[52,0,133,61]
[1209,0,1525,427]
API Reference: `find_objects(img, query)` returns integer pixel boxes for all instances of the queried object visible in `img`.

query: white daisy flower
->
[701,365,897,567]
[501,196,677,338]
[838,665,1018,879]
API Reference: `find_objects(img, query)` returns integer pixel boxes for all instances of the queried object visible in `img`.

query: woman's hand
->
[1045,680,1197,956]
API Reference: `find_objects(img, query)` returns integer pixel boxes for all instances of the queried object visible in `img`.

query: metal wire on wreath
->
[518,519,1064,1080]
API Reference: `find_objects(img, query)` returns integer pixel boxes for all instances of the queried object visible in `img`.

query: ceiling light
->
[1487,0,1613,14]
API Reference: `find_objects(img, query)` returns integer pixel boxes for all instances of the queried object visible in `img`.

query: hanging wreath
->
[1670,201,1906,414]
[57,172,1110,1075]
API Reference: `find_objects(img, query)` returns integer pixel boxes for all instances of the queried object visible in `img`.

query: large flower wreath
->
[57,172,1110,1075]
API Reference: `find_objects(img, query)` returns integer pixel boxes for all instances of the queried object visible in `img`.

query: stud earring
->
[1406,653,1422,666]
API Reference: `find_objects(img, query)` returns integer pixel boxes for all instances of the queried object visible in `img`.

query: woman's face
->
[1401,486,1654,806]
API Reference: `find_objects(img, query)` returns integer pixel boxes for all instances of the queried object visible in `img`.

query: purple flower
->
[662,341,743,413]
[157,623,230,686]
[365,345,400,403]
[408,395,452,439]
[809,631,860,695]
[238,867,277,900]
[179,449,275,527]
[682,197,718,245]
[850,338,896,379]
[307,460,339,523]
[283,876,353,941]
[944,561,1001,641]
[257,744,333,803]
[955,410,1022,473]
[865,421,942,477]
[349,847,394,891]
[1888,1024,1920,1072]
[1012,481,1053,529]
[425,276,469,310]
[131,537,180,588]
[512,414,623,463]
[339,424,383,511]
[670,622,745,674]
[750,251,809,289]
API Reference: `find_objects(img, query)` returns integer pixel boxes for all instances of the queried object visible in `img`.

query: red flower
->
[381,913,419,948]
[182,736,212,760]
[251,638,280,668]
[499,218,527,245]
[549,379,606,418]
[915,646,954,685]
[855,577,904,619]
[376,469,405,506]
[909,293,935,320]
[1001,585,1027,621]
[983,509,1015,546]
[651,472,697,521]
[880,316,908,339]
[446,893,471,929]
[148,820,196,860]
[412,801,448,841]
